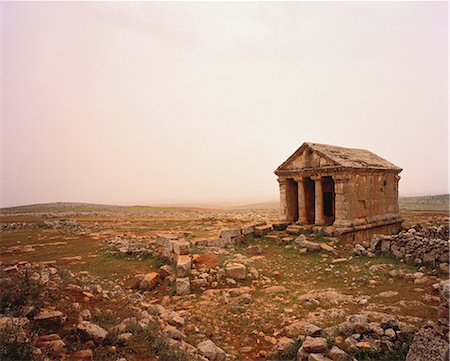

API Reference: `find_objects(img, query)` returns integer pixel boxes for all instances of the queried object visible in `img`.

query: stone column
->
[278,178,288,221]
[296,177,308,224]
[311,176,325,225]
[333,175,351,227]
[394,174,401,214]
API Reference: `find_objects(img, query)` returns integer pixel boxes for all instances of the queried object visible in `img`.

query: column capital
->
[277,178,288,185]
[310,175,322,181]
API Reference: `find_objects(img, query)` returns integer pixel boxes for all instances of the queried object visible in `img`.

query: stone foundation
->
[338,219,403,244]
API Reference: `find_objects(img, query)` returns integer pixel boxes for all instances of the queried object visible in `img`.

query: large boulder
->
[197,339,226,361]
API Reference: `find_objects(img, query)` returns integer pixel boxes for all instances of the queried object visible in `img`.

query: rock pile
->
[354,225,449,272]
[267,311,421,361]
[104,237,157,257]
[40,219,93,235]
[0,222,30,231]
[407,279,449,361]
[0,261,230,361]
[155,234,193,296]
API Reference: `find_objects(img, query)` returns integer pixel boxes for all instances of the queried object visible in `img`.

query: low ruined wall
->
[195,223,272,248]
[367,225,449,272]
[340,221,403,244]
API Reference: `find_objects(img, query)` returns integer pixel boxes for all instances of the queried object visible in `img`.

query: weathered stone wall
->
[368,225,450,272]
[346,172,399,223]
[195,223,270,248]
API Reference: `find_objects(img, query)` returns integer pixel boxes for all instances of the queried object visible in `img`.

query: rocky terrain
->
[0,203,448,360]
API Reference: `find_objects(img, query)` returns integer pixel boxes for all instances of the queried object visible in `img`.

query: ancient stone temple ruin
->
[274,142,403,241]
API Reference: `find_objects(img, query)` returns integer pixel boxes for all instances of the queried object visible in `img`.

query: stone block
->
[254,225,272,236]
[232,235,245,244]
[220,229,241,242]
[301,337,328,353]
[272,222,289,231]
[139,272,159,291]
[225,263,246,279]
[176,255,192,277]
[176,277,190,295]
[160,247,172,260]
[156,234,178,249]
[159,265,174,278]
[327,346,351,361]
[207,239,226,247]
[286,225,303,234]
[381,239,391,253]
[241,226,255,235]
[172,240,191,255]
[309,354,333,361]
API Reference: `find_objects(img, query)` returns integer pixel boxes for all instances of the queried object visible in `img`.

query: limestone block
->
[191,278,208,288]
[254,225,272,236]
[159,265,174,277]
[225,263,246,280]
[176,277,190,295]
[156,234,178,248]
[77,321,108,342]
[284,320,322,338]
[272,222,289,231]
[139,272,159,291]
[207,239,226,247]
[327,346,351,361]
[177,255,192,277]
[300,337,328,353]
[220,229,241,242]
[197,339,226,361]
[232,235,245,244]
[160,247,172,260]
[381,239,391,253]
[172,240,191,255]
[241,226,255,236]
[308,354,333,361]
[286,225,303,235]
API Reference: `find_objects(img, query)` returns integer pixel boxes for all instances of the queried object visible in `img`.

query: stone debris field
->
[0,203,448,361]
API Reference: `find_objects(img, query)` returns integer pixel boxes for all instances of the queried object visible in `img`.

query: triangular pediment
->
[275,142,402,174]
[276,143,339,172]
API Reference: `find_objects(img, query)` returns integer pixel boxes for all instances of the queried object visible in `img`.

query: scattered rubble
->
[353,225,449,273]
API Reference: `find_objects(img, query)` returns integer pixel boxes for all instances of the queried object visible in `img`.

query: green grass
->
[77,254,163,280]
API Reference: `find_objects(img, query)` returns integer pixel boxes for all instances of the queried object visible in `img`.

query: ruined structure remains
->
[275,142,403,241]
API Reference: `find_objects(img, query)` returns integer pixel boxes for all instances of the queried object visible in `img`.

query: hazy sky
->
[1,1,448,207]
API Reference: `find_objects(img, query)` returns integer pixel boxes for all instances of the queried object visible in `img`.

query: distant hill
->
[0,202,193,214]
[2,194,448,214]
[399,194,449,211]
